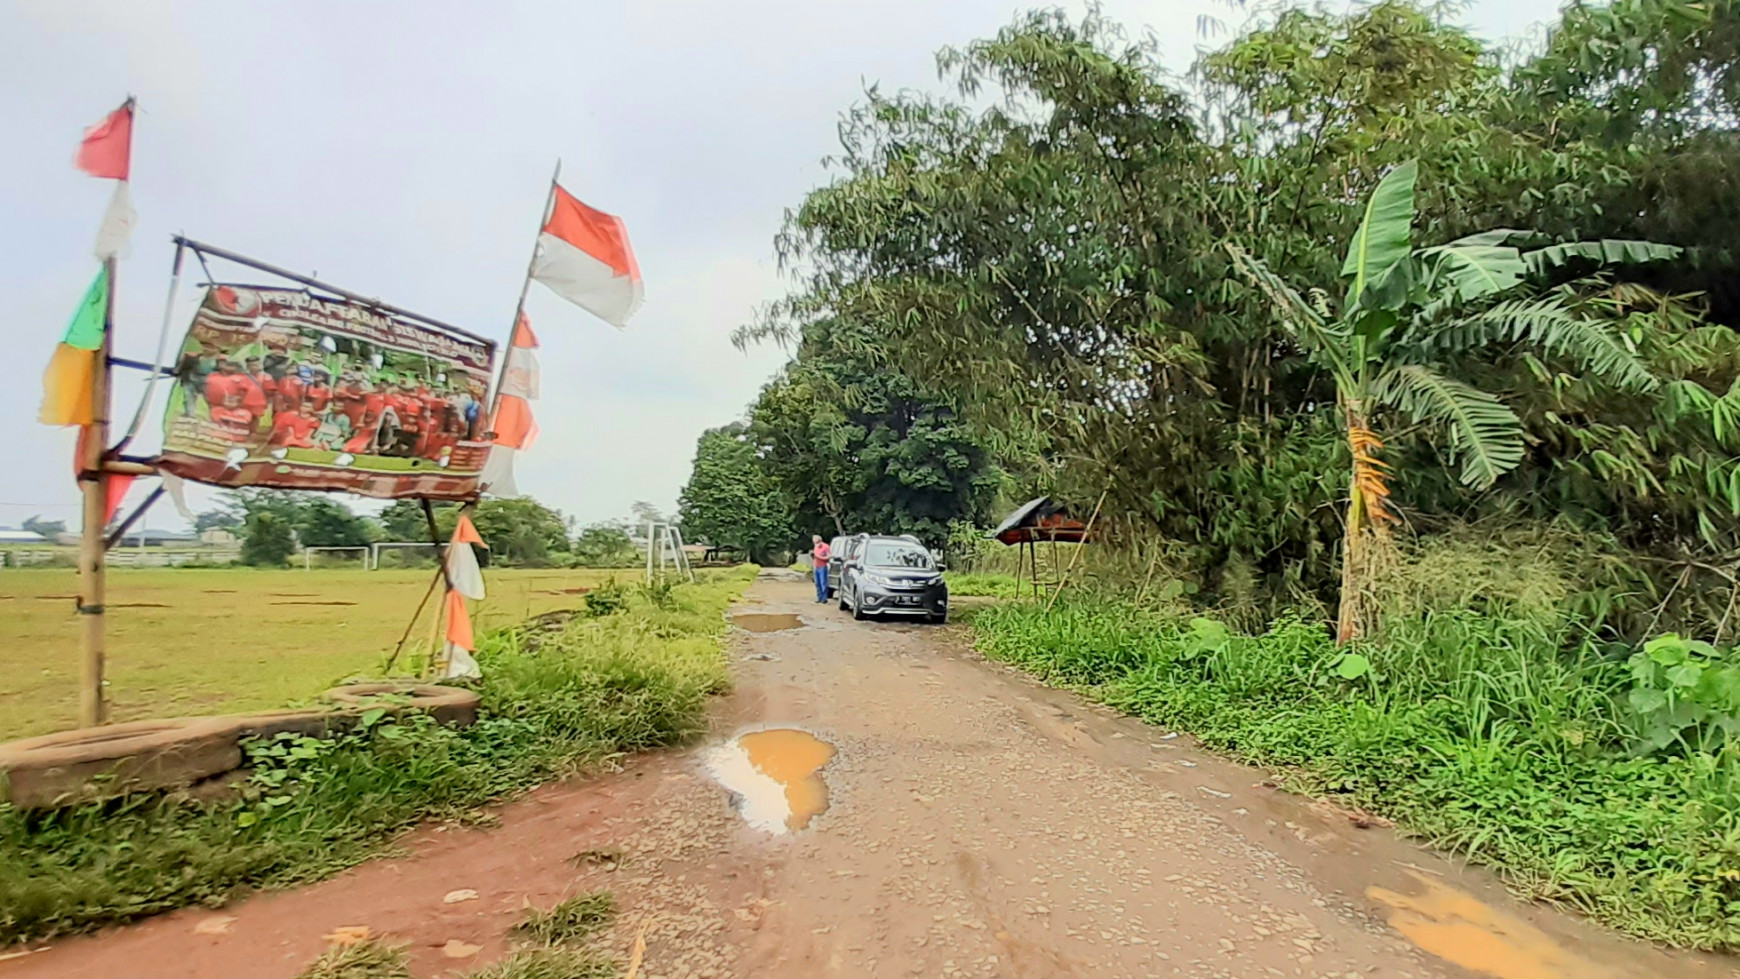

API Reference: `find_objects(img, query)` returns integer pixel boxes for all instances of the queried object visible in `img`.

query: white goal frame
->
[303,546,373,570]
[369,541,449,570]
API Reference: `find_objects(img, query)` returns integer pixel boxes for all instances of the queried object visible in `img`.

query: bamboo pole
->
[77,255,117,728]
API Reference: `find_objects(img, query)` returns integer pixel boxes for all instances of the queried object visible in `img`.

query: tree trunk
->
[1336,401,1394,644]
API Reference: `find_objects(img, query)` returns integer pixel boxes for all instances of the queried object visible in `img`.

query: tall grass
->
[972,594,1740,950]
[0,568,754,946]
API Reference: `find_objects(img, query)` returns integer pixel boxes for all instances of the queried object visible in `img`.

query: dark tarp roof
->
[988,496,1091,545]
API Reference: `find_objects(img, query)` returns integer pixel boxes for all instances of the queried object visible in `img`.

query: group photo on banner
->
[155,285,498,500]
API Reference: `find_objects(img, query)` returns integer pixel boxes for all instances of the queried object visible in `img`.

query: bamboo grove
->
[716,0,1740,642]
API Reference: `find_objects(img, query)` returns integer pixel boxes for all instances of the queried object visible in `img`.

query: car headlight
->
[864,573,893,586]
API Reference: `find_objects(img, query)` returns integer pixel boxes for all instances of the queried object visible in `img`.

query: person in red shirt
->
[811,535,832,603]
[246,356,277,410]
[268,403,317,448]
[303,369,333,415]
[335,373,370,430]
[206,358,265,433]
[274,366,306,415]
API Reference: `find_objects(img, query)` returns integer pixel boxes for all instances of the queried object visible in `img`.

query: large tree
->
[678,423,793,565]
[742,317,1003,546]
[748,1,1740,635]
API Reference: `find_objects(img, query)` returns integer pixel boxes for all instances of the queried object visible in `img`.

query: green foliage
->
[294,938,409,979]
[0,568,755,944]
[1628,634,1740,755]
[744,0,1740,634]
[570,523,639,568]
[740,318,1004,547]
[972,595,1740,949]
[582,578,628,617]
[677,422,793,564]
[379,498,572,566]
[514,892,615,945]
[239,511,295,567]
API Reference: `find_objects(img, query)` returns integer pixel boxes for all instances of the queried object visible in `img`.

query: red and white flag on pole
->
[529,185,642,328]
[77,100,136,259]
[481,315,540,497]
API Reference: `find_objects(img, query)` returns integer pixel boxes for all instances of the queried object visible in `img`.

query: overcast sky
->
[0,0,1562,533]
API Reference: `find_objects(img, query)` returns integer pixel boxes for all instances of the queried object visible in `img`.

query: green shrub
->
[0,568,754,945]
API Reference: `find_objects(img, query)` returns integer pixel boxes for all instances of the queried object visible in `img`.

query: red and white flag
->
[481,315,540,497]
[78,100,136,260]
[529,185,642,328]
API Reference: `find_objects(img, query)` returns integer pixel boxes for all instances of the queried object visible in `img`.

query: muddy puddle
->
[705,728,836,833]
[1370,871,1612,979]
[731,612,804,633]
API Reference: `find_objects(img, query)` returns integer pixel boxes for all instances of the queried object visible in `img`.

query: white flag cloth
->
[480,444,519,498]
[93,181,136,260]
[498,344,540,400]
[445,535,486,600]
[529,184,642,328]
[161,471,196,523]
[442,643,481,679]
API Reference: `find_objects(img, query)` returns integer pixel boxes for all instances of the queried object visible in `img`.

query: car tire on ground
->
[929,611,948,625]
[851,592,868,621]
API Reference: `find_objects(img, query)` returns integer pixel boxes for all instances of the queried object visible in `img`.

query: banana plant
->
[1229,160,1680,642]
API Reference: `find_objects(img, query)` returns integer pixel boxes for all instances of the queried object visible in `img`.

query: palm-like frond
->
[1372,364,1525,488]
[1340,160,1418,311]
[1225,242,1352,387]
[1523,240,1683,278]
[1440,296,1659,393]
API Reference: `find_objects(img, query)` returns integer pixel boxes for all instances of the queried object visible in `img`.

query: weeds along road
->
[11,572,1736,979]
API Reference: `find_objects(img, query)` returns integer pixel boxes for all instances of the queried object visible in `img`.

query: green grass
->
[943,571,1020,598]
[971,597,1740,951]
[0,567,755,945]
[0,567,631,740]
[515,892,616,945]
[294,938,410,979]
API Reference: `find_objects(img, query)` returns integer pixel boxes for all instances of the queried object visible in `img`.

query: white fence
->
[1,548,240,568]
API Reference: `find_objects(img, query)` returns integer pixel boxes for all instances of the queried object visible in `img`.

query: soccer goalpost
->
[303,546,373,570]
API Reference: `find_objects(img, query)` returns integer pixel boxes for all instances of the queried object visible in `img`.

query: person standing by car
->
[811,534,831,603]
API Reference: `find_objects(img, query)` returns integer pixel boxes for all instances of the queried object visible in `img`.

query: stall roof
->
[988,496,1091,545]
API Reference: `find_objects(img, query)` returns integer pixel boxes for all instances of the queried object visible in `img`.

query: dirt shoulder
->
[6,574,1734,978]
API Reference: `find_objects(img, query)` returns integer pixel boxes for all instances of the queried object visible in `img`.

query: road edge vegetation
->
[0,567,755,946]
[966,592,1740,952]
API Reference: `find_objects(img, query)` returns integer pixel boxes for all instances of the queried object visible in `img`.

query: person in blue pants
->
[810,534,831,603]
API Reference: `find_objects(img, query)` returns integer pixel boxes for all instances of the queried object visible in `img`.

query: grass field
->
[0,567,639,740]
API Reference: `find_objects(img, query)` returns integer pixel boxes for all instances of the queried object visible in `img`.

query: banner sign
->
[156,285,497,500]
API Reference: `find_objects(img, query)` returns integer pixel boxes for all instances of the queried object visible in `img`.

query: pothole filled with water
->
[731,613,804,633]
[1369,872,1609,979]
[705,728,836,833]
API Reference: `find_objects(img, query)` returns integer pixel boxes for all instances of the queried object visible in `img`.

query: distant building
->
[0,528,47,544]
[199,528,238,546]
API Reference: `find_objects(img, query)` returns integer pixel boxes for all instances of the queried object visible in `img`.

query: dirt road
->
[8,573,1736,978]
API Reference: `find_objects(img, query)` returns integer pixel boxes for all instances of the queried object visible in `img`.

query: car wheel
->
[929,610,948,625]
[838,590,849,611]
[851,591,868,621]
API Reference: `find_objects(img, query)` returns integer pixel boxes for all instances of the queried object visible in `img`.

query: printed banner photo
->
[156,285,497,500]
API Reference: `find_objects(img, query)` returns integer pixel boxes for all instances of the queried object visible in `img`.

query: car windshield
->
[864,541,934,569]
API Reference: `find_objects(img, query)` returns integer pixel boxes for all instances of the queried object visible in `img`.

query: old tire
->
[0,718,242,809]
[322,682,480,727]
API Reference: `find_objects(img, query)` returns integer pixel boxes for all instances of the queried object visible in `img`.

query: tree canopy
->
[713,0,1740,636]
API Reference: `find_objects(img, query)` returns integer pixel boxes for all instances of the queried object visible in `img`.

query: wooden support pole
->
[77,256,117,728]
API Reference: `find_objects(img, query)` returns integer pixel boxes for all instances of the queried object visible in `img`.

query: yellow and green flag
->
[39,266,109,426]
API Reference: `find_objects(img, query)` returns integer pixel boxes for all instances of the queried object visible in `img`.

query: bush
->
[0,567,753,945]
